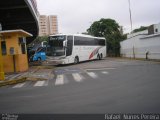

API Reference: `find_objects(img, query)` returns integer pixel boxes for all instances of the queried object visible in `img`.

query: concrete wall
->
[120,34,160,60]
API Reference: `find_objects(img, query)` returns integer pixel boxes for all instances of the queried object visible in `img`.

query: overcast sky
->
[37,0,160,34]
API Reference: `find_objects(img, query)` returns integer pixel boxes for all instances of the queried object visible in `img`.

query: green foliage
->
[132,26,148,33]
[35,36,49,42]
[29,36,48,46]
[87,18,126,57]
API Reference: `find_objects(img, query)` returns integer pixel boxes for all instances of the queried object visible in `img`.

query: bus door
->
[66,36,73,56]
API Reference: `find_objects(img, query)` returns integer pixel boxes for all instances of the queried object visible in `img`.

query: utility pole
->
[128,0,135,58]
[89,22,93,35]
[128,0,133,33]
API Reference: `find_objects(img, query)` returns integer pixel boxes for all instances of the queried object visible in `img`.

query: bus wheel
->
[97,54,101,60]
[74,56,79,64]
[100,53,103,60]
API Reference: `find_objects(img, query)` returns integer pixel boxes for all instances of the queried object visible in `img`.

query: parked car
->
[29,47,46,62]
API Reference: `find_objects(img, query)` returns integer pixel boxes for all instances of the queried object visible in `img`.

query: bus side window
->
[66,36,73,56]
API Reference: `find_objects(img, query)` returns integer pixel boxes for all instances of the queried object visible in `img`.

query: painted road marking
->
[72,73,83,82]
[44,80,49,86]
[34,81,46,87]
[101,71,109,74]
[65,69,80,72]
[87,72,98,79]
[55,75,64,85]
[12,83,26,88]
[85,67,116,71]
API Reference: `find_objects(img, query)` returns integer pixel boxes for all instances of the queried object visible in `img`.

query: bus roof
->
[49,34,105,39]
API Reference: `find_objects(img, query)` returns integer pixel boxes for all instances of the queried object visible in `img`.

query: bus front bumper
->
[46,58,67,65]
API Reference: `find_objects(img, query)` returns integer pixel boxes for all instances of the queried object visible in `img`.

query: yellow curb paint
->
[0,77,26,87]
[0,72,5,80]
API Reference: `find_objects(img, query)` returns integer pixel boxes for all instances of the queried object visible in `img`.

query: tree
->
[132,26,148,33]
[28,36,49,47]
[87,18,126,56]
[34,36,49,43]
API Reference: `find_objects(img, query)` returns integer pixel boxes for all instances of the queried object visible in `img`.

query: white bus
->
[47,34,106,64]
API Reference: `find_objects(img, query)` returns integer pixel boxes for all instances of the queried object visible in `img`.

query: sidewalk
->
[0,65,54,87]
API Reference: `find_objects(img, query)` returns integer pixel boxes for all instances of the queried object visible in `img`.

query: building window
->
[21,44,26,54]
[1,41,7,55]
[18,37,26,54]
[155,29,158,33]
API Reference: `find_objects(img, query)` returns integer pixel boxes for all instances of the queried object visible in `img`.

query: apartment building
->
[39,15,58,36]
[48,15,58,35]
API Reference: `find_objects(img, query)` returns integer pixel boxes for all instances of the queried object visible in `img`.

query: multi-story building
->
[39,15,58,36]
[48,15,58,35]
[39,15,49,36]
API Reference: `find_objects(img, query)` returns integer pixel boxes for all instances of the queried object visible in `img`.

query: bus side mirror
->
[63,41,66,47]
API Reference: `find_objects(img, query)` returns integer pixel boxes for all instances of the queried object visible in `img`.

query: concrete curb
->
[26,69,54,81]
[0,63,55,87]
[32,65,55,69]
[0,70,55,87]
[0,77,26,87]
[108,57,160,63]
[26,77,48,81]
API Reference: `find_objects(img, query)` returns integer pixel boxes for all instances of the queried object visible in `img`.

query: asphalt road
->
[0,58,160,114]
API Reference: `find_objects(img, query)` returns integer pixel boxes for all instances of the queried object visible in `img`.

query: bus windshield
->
[47,36,66,56]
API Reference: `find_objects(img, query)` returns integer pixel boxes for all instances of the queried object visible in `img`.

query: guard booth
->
[0,29,32,78]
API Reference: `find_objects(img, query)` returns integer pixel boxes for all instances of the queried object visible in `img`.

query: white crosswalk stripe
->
[8,70,111,89]
[72,73,83,82]
[12,83,26,88]
[87,72,98,79]
[55,75,64,85]
[101,71,109,74]
[34,81,46,87]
